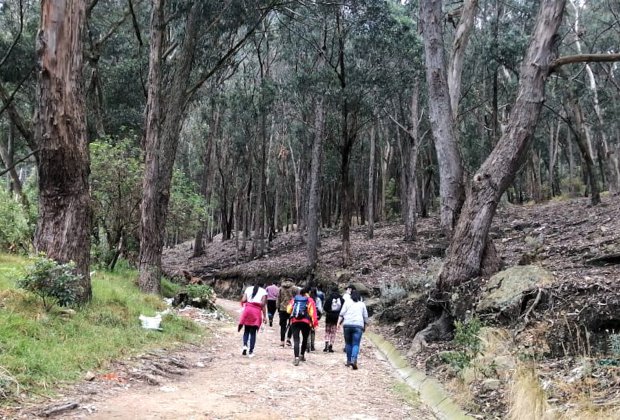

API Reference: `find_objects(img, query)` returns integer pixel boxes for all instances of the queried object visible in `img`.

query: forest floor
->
[1,300,433,419]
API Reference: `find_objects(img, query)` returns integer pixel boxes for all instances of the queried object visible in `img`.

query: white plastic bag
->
[139,314,162,330]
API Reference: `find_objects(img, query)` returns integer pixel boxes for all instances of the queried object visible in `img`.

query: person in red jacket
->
[286,286,319,366]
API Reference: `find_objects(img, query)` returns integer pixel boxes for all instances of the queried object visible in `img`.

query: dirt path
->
[39,299,434,420]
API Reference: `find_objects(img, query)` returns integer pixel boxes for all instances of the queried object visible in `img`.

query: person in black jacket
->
[322,287,344,352]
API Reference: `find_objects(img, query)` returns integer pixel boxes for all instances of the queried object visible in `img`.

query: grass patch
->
[0,254,205,403]
[508,366,549,420]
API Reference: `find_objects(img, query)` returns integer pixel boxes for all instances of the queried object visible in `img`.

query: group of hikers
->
[237,279,369,370]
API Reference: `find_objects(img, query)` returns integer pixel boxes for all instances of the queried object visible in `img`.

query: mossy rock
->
[477,265,553,318]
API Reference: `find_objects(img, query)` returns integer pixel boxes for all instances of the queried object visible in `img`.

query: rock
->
[477,265,553,318]
[461,367,477,384]
[389,255,408,267]
[84,371,96,381]
[361,266,372,275]
[492,355,516,380]
[335,270,353,284]
[481,379,501,391]
[58,308,77,317]
[364,297,381,317]
[351,282,371,296]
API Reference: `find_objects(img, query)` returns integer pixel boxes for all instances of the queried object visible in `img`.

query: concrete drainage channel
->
[367,332,474,420]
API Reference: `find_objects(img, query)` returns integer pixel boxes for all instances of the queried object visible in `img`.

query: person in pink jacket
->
[286,286,319,366]
[238,284,267,357]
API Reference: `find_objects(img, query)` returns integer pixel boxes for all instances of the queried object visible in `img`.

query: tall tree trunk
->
[404,86,421,241]
[336,7,357,267]
[139,2,200,293]
[34,0,91,303]
[438,0,567,301]
[0,126,29,208]
[448,0,479,119]
[192,104,218,257]
[391,85,422,241]
[340,137,353,267]
[255,114,266,257]
[367,125,376,239]
[565,91,600,205]
[379,137,391,222]
[307,98,325,269]
[420,0,465,236]
[138,0,166,293]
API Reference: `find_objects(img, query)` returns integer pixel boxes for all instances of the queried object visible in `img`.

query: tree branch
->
[0,0,24,69]
[0,76,36,153]
[185,7,272,99]
[550,53,620,71]
[0,149,39,177]
[128,0,143,47]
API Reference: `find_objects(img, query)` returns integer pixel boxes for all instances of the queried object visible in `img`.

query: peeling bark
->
[34,0,92,302]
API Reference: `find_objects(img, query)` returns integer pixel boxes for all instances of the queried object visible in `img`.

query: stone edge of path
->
[366,331,474,420]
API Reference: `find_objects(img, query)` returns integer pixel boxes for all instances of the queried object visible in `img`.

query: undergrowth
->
[0,254,204,403]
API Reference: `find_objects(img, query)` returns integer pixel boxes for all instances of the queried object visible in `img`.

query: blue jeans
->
[343,326,363,363]
[243,326,258,353]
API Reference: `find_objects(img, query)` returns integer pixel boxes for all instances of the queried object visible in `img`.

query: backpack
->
[315,296,323,314]
[330,297,342,312]
[292,296,309,320]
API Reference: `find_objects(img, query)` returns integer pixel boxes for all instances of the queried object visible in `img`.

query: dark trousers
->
[267,300,277,324]
[278,310,290,342]
[291,322,311,358]
[243,326,259,353]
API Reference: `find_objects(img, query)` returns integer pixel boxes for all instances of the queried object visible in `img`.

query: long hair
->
[351,290,361,302]
[251,285,259,299]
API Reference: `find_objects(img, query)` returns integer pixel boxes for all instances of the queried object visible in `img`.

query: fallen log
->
[39,402,78,417]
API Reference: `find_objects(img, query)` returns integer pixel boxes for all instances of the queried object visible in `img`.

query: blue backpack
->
[292,296,309,320]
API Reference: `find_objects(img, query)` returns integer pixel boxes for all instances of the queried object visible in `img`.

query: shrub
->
[17,256,84,310]
[405,257,443,291]
[161,277,182,298]
[442,317,483,373]
[0,187,32,252]
[379,283,407,304]
[186,284,215,301]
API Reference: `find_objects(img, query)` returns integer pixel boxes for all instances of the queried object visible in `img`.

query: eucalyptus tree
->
[138,0,278,293]
[435,0,620,317]
[33,0,92,302]
[420,0,480,236]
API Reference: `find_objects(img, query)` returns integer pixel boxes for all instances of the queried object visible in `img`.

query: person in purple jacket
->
[265,281,280,327]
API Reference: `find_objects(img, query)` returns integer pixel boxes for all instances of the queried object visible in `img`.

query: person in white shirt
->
[238,284,267,357]
[337,290,368,370]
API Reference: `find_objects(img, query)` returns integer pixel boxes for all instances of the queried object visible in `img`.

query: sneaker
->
[351,362,358,370]
[345,361,351,367]
[300,354,306,362]
[242,345,248,356]
[248,353,255,358]
[286,340,292,347]
[280,341,285,348]
[293,357,300,366]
